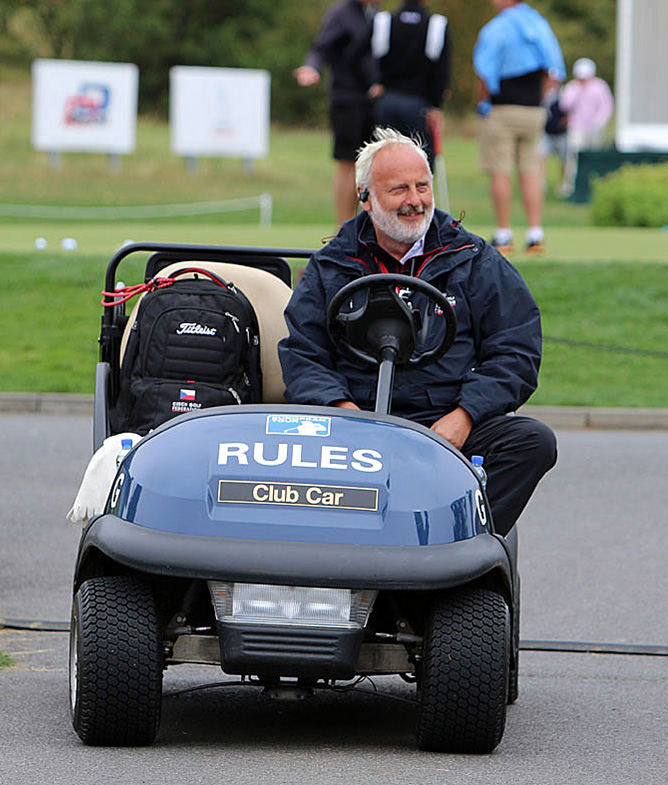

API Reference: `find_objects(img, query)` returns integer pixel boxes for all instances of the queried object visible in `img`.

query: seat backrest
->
[120,261,293,403]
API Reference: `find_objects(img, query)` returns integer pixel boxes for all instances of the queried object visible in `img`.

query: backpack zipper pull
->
[225,312,240,333]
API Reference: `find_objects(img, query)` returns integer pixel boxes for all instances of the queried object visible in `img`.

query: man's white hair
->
[355,127,432,192]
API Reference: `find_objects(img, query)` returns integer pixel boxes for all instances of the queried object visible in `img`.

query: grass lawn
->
[521,261,668,408]
[2,222,667,261]
[2,234,668,406]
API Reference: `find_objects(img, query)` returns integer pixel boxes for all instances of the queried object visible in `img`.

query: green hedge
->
[591,163,668,227]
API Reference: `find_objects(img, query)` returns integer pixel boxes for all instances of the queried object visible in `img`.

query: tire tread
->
[71,576,163,746]
[416,587,509,753]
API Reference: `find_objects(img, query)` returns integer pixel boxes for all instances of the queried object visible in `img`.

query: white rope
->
[0,193,273,225]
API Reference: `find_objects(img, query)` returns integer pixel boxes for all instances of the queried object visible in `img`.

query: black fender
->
[75,514,514,594]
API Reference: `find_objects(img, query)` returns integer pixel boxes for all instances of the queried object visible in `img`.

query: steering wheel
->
[327,273,457,370]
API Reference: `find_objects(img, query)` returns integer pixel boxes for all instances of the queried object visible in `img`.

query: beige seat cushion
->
[119,261,293,403]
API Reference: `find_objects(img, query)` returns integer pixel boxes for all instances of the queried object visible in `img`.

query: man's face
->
[366,144,434,247]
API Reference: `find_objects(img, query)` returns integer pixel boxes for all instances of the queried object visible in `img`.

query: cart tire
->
[70,576,163,746]
[416,587,509,753]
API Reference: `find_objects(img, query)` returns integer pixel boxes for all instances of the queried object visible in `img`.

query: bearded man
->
[278,127,556,536]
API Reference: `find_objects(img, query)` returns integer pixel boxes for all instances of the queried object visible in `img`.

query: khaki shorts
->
[478,105,547,175]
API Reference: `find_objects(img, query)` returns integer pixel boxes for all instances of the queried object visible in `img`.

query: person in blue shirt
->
[474,0,565,253]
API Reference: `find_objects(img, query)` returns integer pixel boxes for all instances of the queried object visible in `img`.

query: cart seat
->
[119,261,293,404]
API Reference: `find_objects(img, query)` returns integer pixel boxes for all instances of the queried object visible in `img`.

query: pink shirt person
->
[559,57,614,133]
[558,58,614,196]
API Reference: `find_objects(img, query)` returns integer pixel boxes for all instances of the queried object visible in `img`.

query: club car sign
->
[31,59,138,154]
[169,66,270,160]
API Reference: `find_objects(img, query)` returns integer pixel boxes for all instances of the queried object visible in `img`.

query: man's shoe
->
[491,238,514,254]
[525,240,545,254]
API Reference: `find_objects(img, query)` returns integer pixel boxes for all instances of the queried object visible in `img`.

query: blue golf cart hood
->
[106,405,490,547]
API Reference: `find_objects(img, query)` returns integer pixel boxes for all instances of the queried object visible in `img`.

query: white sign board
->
[616,0,668,151]
[170,67,270,159]
[32,59,138,154]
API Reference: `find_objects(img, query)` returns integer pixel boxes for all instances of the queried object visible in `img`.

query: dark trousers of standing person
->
[458,414,557,536]
[375,90,435,169]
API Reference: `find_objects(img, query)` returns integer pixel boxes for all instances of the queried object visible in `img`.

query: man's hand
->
[542,72,561,99]
[476,75,490,103]
[430,407,473,450]
[332,400,360,410]
[293,66,320,87]
[368,83,385,100]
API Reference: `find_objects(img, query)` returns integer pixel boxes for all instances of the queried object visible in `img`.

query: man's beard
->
[369,198,434,246]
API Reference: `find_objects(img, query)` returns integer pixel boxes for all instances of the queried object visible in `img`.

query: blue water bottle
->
[471,455,487,489]
[116,438,134,467]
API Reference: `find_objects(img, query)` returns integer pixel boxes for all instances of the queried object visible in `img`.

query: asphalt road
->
[0,413,666,784]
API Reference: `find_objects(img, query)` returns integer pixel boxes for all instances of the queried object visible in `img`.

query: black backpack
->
[109,267,262,435]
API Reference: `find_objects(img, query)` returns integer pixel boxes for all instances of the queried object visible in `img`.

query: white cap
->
[573,58,596,79]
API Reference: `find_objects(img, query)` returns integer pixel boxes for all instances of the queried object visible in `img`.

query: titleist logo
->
[176,322,217,336]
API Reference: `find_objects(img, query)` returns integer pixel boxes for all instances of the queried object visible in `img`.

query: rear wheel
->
[70,576,163,746]
[415,587,509,753]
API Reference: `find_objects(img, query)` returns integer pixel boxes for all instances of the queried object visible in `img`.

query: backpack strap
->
[425,14,448,61]
[166,267,231,289]
[371,10,392,58]
[102,266,231,307]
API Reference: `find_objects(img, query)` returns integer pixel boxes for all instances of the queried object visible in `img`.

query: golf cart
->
[69,242,519,753]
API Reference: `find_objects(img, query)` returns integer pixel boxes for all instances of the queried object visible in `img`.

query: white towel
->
[67,432,142,524]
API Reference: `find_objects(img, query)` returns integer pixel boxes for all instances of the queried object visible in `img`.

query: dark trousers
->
[460,415,558,536]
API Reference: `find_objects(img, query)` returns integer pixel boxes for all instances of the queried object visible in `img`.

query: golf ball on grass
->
[61,237,78,251]
[34,237,47,250]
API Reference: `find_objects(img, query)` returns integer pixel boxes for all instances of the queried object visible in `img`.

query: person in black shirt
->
[294,0,379,225]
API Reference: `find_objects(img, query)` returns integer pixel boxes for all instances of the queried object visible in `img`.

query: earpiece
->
[359,188,369,203]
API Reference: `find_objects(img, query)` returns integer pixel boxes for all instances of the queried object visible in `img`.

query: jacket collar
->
[328,211,480,278]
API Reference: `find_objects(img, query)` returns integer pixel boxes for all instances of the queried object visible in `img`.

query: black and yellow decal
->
[217,480,378,511]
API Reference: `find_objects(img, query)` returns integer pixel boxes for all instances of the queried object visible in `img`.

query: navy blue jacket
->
[278,210,542,426]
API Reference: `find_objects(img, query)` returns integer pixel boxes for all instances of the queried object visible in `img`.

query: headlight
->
[208,582,377,629]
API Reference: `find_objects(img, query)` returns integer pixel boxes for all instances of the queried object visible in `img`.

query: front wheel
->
[415,587,509,753]
[69,576,163,746]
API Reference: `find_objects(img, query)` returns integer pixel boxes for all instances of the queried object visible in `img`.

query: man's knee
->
[519,417,557,473]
